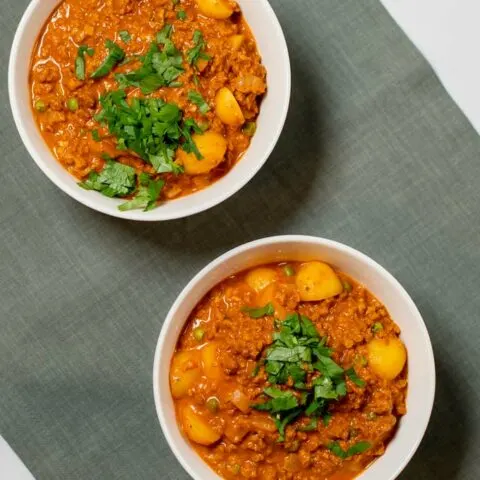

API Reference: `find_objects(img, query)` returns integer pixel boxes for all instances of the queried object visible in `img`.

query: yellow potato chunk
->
[170,351,202,399]
[201,342,222,380]
[176,131,227,175]
[196,0,234,19]
[215,87,245,126]
[245,267,277,292]
[181,404,221,445]
[295,262,343,301]
[227,34,245,51]
[367,337,407,380]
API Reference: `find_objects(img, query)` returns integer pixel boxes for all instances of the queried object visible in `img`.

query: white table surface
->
[0,436,35,480]
[381,0,480,134]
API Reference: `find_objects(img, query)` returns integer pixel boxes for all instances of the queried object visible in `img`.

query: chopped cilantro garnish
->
[119,175,164,211]
[242,303,275,319]
[328,441,371,459]
[75,45,94,80]
[116,26,184,93]
[323,413,332,426]
[250,312,358,441]
[94,90,204,172]
[157,24,173,44]
[345,367,366,387]
[177,10,187,20]
[251,360,264,377]
[119,30,131,43]
[299,417,318,432]
[91,40,125,79]
[78,158,136,197]
[188,90,210,114]
[91,129,101,142]
[186,30,211,67]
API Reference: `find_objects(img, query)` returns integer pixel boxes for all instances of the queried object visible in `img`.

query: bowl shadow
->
[398,305,468,480]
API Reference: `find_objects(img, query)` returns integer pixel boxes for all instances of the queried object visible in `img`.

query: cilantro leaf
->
[91,40,125,79]
[242,303,274,319]
[156,24,173,45]
[177,10,187,20]
[252,388,299,413]
[275,409,302,442]
[313,377,339,400]
[346,367,366,387]
[346,441,371,456]
[79,159,136,198]
[118,176,164,211]
[299,417,318,432]
[300,316,319,338]
[186,30,211,67]
[267,346,311,363]
[91,129,101,142]
[323,413,332,426]
[188,90,210,114]
[328,441,371,459]
[313,356,344,378]
[75,45,94,80]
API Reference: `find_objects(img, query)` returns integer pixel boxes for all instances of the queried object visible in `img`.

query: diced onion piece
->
[231,389,250,413]
[227,34,245,51]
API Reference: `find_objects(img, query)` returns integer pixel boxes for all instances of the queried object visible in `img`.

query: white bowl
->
[153,235,436,480]
[9,0,290,221]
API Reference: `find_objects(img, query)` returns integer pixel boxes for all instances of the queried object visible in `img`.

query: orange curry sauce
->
[30,0,266,203]
[170,262,408,480]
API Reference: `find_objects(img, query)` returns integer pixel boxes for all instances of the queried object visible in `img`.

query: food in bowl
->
[169,260,408,479]
[29,0,266,212]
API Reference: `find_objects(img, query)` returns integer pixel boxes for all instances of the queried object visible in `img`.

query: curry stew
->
[170,262,408,480]
[30,0,266,211]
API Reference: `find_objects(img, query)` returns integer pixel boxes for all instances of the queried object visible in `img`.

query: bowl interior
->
[9,0,290,221]
[154,237,435,480]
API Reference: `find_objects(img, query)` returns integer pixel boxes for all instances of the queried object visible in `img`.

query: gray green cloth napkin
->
[1,0,479,479]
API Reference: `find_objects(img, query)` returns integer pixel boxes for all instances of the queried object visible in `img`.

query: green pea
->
[283,265,295,277]
[193,327,205,342]
[342,280,353,292]
[372,322,384,333]
[242,121,256,136]
[34,100,46,112]
[67,97,79,112]
[206,397,220,413]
